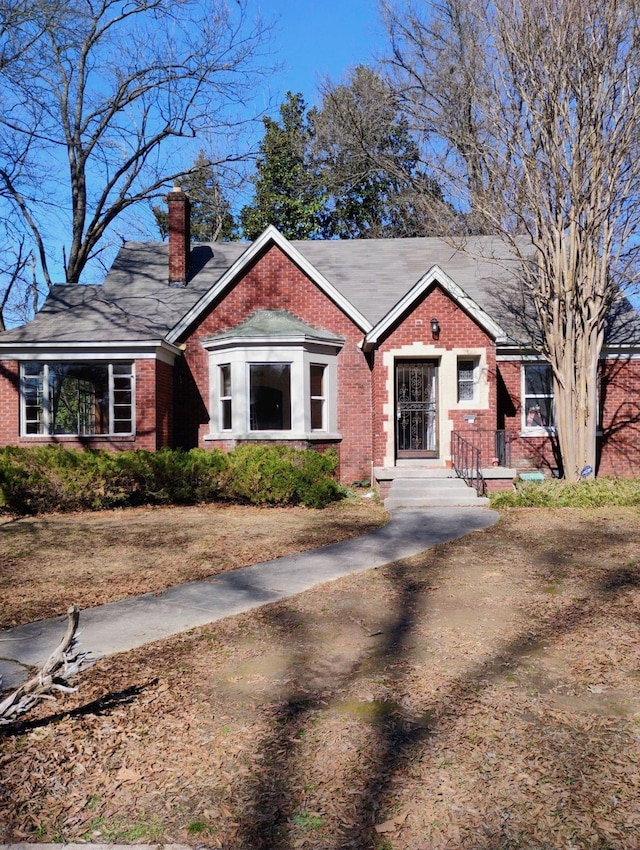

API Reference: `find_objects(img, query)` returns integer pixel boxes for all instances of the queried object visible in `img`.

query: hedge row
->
[490,477,640,508]
[0,445,345,514]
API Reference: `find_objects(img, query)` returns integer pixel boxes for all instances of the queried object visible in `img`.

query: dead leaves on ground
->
[1,508,640,848]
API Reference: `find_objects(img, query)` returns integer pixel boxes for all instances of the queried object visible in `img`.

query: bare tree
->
[311,65,452,238]
[0,0,272,288]
[383,0,640,478]
[0,0,56,70]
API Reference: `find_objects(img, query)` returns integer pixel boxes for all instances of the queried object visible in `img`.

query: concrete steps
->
[375,467,490,509]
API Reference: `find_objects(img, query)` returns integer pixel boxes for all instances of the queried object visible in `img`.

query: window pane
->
[221,399,232,430]
[250,364,291,430]
[310,365,326,430]
[49,364,109,435]
[113,419,133,433]
[525,364,553,395]
[112,363,132,376]
[310,364,324,397]
[311,399,324,430]
[220,364,231,397]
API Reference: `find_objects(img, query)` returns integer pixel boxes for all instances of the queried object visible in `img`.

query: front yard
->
[1,503,640,849]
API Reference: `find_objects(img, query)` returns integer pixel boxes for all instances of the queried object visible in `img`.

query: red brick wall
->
[371,285,497,466]
[178,244,373,483]
[155,358,174,448]
[0,361,19,445]
[498,357,640,477]
[598,357,640,476]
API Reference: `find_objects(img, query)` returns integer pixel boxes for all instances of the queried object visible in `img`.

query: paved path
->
[0,507,498,691]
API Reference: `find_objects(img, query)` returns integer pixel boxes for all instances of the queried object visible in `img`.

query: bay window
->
[203,312,343,440]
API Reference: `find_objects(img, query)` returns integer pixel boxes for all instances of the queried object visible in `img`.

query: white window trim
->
[521,361,556,437]
[19,361,135,438]
[204,342,340,440]
[309,363,327,431]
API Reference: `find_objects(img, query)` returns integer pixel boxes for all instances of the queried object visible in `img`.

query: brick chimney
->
[167,186,191,286]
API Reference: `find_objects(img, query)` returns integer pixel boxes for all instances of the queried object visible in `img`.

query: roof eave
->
[201,333,344,350]
[0,339,182,359]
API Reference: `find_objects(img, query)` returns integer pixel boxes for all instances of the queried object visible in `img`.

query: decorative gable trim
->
[167,226,372,345]
[363,264,506,351]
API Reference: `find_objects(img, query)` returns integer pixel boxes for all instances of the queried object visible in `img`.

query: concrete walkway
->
[0,507,499,691]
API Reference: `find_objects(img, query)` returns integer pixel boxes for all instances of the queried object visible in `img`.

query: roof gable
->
[363,264,506,350]
[166,226,372,344]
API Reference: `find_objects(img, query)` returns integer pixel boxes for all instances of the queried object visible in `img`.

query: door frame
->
[394,358,440,460]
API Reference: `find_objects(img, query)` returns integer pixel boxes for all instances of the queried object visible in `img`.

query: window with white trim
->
[219,364,232,431]
[249,363,291,430]
[310,364,326,430]
[523,363,555,430]
[457,357,479,402]
[20,362,134,436]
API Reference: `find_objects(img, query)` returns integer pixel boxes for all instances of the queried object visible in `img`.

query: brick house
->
[0,187,639,490]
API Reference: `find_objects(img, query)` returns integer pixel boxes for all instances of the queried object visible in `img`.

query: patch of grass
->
[334,698,401,722]
[81,815,163,843]
[490,477,640,508]
[292,810,324,831]
[186,819,216,836]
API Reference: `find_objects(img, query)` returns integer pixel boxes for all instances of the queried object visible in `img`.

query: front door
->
[395,360,438,458]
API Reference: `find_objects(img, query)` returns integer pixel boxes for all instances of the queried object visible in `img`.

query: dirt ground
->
[1,504,640,849]
[0,496,388,629]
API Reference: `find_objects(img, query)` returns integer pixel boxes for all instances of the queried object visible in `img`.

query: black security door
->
[395,360,438,458]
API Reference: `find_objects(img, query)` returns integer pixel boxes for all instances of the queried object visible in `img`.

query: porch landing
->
[374,464,516,509]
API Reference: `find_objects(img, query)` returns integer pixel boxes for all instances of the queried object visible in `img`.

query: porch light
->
[430,317,440,339]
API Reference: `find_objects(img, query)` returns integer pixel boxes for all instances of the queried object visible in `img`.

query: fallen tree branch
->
[0,605,88,725]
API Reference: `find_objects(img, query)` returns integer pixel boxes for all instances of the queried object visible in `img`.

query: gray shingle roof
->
[0,234,637,347]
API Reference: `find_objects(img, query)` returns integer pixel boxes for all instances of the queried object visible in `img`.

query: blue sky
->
[259,0,385,109]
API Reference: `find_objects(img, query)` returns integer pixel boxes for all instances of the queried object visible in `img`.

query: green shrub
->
[110,448,228,505]
[225,444,344,508]
[0,446,229,514]
[0,446,123,514]
[490,477,640,508]
[0,444,342,514]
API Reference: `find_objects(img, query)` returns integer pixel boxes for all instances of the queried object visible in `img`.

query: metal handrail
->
[450,430,513,495]
[451,431,484,495]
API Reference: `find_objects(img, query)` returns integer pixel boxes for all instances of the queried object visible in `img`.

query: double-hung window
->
[310,364,326,430]
[20,362,134,436]
[523,363,555,431]
[457,357,479,402]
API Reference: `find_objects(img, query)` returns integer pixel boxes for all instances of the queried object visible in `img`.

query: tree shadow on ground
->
[0,680,157,738]
[231,531,640,849]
